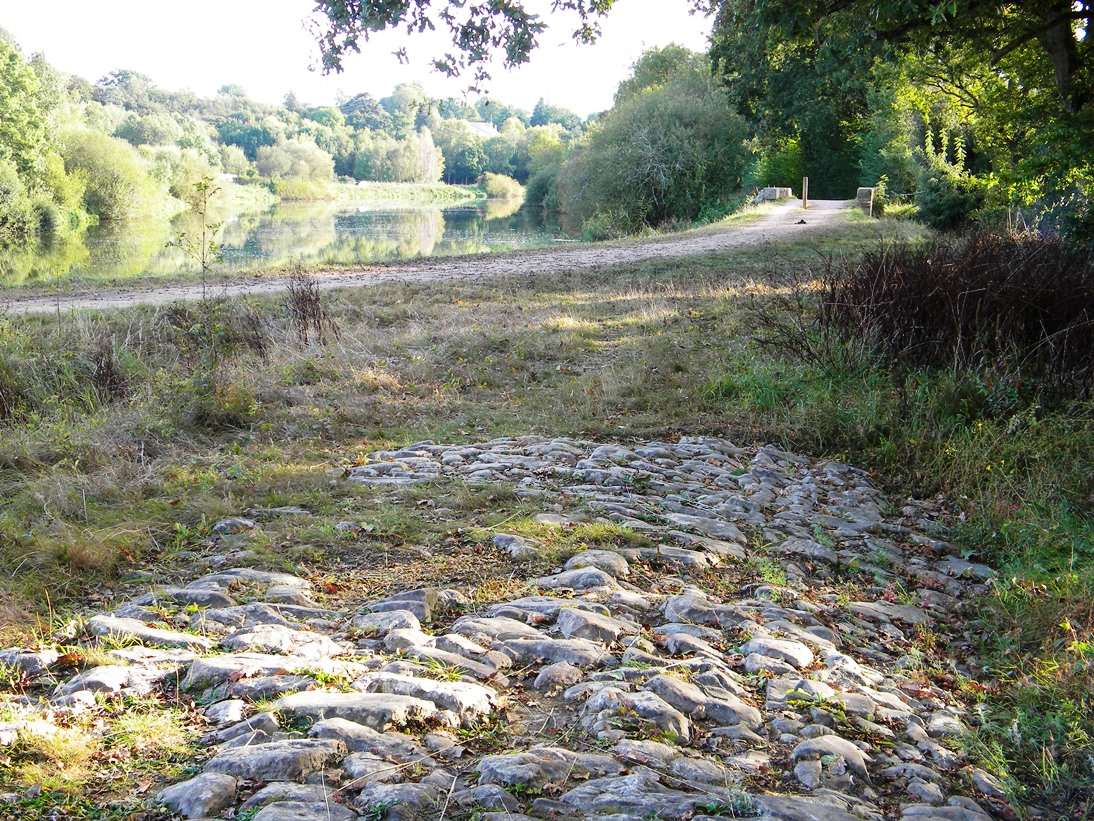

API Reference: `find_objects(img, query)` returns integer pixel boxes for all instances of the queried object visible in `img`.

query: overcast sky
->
[1,1,713,117]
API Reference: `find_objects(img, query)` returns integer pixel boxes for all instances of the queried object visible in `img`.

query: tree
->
[614,43,704,105]
[115,111,183,147]
[779,1,1092,115]
[255,137,334,181]
[476,98,530,128]
[61,128,165,221]
[711,1,881,198]
[711,0,1092,231]
[340,93,394,132]
[558,46,747,230]
[432,119,487,183]
[218,84,248,97]
[0,39,47,177]
[310,0,628,87]
[94,69,161,112]
[217,113,280,160]
[530,99,583,132]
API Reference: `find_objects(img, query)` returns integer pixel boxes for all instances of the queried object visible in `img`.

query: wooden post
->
[802,176,809,209]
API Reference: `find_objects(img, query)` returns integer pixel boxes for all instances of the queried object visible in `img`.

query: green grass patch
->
[331,181,483,205]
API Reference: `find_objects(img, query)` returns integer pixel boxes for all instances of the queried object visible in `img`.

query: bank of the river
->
[0,204,1084,817]
[2,200,852,312]
[0,182,550,293]
[331,180,486,205]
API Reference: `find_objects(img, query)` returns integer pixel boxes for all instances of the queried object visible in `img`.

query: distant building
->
[465,121,499,139]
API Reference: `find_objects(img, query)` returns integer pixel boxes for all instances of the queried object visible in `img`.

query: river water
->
[0,198,575,288]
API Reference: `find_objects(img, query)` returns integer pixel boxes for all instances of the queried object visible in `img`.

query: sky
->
[0,1,714,117]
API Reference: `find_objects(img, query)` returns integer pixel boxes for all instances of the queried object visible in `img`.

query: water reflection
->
[0,199,572,288]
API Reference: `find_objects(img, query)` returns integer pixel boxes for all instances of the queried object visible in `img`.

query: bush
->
[478,172,523,200]
[524,166,559,209]
[61,129,165,222]
[0,160,36,246]
[581,210,642,241]
[820,232,1094,401]
[31,197,61,239]
[914,132,987,230]
[256,137,334,182]
[558,47,747,229]
[745,139,803,191]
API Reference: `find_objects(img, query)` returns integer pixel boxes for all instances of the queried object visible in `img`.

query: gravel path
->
[2,200,851,314]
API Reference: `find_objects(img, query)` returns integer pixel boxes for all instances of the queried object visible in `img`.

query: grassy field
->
[0,209,1090,813]
[332,180,485,205]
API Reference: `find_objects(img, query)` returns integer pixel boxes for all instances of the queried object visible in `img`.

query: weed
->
[746,556,787,587]
[697,790,758,818]
[359,800,397,821]
[285,270,340,345]
[409,654,465,682]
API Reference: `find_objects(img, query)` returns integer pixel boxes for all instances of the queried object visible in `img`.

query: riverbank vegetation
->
[0,209,1090,811]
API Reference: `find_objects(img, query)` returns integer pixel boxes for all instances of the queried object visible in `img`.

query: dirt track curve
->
[3,200,852,314]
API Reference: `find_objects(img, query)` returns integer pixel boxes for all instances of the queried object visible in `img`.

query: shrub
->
[60,129,165,222]
[820,232,1094,401]
[745,139,803,191]
[914,131,986,230]
[581,210,641,241]
[524,166,559,209]
[478,172,523,200]
[557,48,747,229]
[256,137,334,182]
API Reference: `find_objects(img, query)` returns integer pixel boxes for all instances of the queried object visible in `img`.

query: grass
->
[0,694,199,819]
[0,215,895,611]
[0,210,1088,813]
[332,181,483,205]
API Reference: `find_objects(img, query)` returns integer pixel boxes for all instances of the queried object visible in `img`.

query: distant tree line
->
[0,27,587,249]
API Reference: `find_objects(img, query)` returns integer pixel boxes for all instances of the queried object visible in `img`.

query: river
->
[0,197,576,289]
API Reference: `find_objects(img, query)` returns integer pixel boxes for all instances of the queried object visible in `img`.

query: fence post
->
[802,177,809,209]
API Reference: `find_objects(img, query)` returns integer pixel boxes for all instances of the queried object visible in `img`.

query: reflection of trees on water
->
[0,232,93,287]
[484,197,525,221]
[0,200,571,286]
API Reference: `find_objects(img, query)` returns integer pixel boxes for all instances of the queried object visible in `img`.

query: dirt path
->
[3,199,851,314]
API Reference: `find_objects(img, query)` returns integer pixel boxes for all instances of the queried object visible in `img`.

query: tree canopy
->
[311,0,638,86]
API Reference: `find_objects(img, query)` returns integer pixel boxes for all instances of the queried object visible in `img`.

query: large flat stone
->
[274,691,440,731]
[498,637,611,667]
[87,616,216,651]
[204,739,345,781]
[352,672,500,725]
[158,773,237,819]
[180,653,367,692]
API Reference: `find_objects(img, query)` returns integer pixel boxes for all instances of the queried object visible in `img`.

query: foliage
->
[913,133,986,230]
[478,172,523,200]
[558,46,747,229]
[60,129,166,222]
[0,38,47,177]
[255,137,335,182]
[819,233,1094,400]
[744,139,803,191]
[711,0,1093,235]
[0,160,39,247]
[352,128,443,184]
[311,0,625,86]
[530,98,583,132]
[712,1,880,199]
[432,119,488,184]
